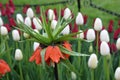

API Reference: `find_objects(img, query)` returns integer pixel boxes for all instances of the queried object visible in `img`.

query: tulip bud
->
[15,49,23,61]
[116,38,120,50]
[24,17,31,27]
[100,41,110,56]
[71,72,77,80]
[61,25,70,35]
[0,26,8,36]
[47,9,55,21]
[94,18,102,31]
[0,17,3,26]
[115,67,120,80]
[23,32,30,38]
[88,53,98,69]
[100,29,110,42]
[89,45,93,53]
[77,30,84,39]
[33,17,42,30]
[26,8,34,18]
[33,42,40,51]
[75,12,84,25]
[12,30,20,41]
[63,8,72,20]
[16,14,24,24]
[86,29,95,42]
[51,20,57,29]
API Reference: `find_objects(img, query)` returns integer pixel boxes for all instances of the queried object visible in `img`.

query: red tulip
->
[32,21,36,29]
[83,15,88,25]
[9,18,16,27]
[9,0,15,10]
[36,6,40,14]
[108,20,114,33]
[1,7,6,16]
[72,23,78,33]
[0,3,2,8]
[110,43,117,53]
[114,28,120,40]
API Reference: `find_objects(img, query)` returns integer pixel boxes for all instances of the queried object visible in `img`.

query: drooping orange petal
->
[45,46,53,61]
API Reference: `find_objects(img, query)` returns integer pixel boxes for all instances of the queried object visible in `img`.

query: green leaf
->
[59,45,90,56]
[41,48,46,69]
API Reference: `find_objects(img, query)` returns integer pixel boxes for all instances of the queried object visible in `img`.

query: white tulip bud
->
[115,67,120,80]
[47,9,55,21]
[100,41,110,56]
[15,49,23,61]
[24,17,31,27]
[63,8,72,20]
[0,26,8,36]
[33,17,42,30]
[100,29,110,42]
[71,72,77,80]
[77,30,84,39]
[86,29,96,42]
[33,42,40,51]
[89,45,93,53]
[61,25,70,35]
[23,32,30,38]
[0,17,3,26]
[16,14,24,24]
[75,12,84,25]
[88,53,98,69]
[116,38,120,50]
[12,30,20,41]
[26,8,34,18]
[51,20,57,29]
[94,18,102,31]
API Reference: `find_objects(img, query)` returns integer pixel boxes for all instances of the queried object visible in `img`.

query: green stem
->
[96,32,99,55]
[19,62,24,80]
[91,69,94,80]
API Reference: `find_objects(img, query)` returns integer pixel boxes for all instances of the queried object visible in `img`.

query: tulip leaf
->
[59,45,90,56]
[41,48,46,69]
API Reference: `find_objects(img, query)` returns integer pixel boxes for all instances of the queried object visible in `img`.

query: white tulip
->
[94,18,102,31]
[88,53,98,69]
[75,12,84,25]
[12,30,20,41]
[26,8,34,18]
[0,26,8,36]
[116,38,120,50]
[63,8,72,20]
[33,17,42,30]
[100,41,110,56]
[77,30,84,39]
[15,49,23,61]
[23,32,30,38]
[100,29,110,42]
[51,20,57,29]
[86,29,95,42]
[33,42,40,51]
[16,14,24,24]
[71,72,77,80]
[47,9,55,21]
[0,17,3,26]
[115,67,120,80]
[61,25,70,35]
[24,17,31,27]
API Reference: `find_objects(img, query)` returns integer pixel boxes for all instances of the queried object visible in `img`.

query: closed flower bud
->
[100,29,110,42]
[88,53,98,69]
[12,30,20,41]
[61,25,70,35]
[94,18,102,31]
[51,20,57,29]
[63,8,72,20]
[0,17,3,26]
[47,9,55,21]
[16,14,24,24]
[116,38,120,50]
[26,8,34,18]
[75,12,84,25]
[0,26,8,36]
[23,32,30,38]
[24,17,31,27]
[77,30,84,39]
[89,45,93,53]
[33,17,42,30]
[100,41,110,56]
[86,29,95,42]
[115,67,120,80]
[71,72,77,80]
[33,42,40,51]
[15,49,23,61]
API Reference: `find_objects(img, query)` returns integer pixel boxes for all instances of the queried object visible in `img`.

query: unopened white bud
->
[12,30,20,41]
[0,17,3,26]
[16,14,24,24]
[23,32,30,38]
[100,29,110,42]
[88,53,98,69]
[0,26,8,36]
[15,49,23,61]
[63,8,72,20]
[71,72,77,80]
[33,42,40,51]
[77,30,84,39]
[94,18,102,31]
[116,38,120,50]
[26,8,34,18]
[51,20,57,29]
[33,17,42,30]
[75,12,84,25]
[24,17,31,27]
[115,67,120,80]
[47,9,55,21]
[61,25,70,35]
[86,29,95,42]
[89,45,93,53]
